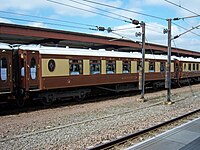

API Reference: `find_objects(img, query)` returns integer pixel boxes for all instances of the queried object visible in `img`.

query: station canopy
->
[0,23,200,58]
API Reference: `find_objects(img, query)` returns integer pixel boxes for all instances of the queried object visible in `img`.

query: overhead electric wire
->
[112,27,134,31]
[111,26,141,32]
[46,0,131,23]
[0,16,96,30]
[111,32,135,41]
[173,24,200,40]
[146,23,164,29]
[66,0,132,21]
[177,15,200,20]
[0,10,96,28]
[172,22,200,37]
[182,19,198,30]
[81,0,166,20]
[164,0,199,16]
[146,26,163,34]
[164,0,200,20]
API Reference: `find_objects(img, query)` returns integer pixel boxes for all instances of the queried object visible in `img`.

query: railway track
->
[88,109,200,150]
[0,99,163,143]
[0,93,198,143]
[0,81,196,116]
[0,84,199,149]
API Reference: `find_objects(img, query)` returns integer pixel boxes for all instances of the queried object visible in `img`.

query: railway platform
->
[126,117,200,150]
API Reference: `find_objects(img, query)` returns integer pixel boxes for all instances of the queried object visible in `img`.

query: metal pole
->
[165,19,172,102]
[140,22,145,99]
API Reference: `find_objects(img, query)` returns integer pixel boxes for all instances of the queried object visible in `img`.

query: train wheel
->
[40,97,53,106]
[153,82,159,91]
[74,91,86,102]
[16,97,25,108]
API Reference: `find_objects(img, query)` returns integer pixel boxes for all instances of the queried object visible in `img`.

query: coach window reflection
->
[0,57,7,81]
[30,57,36,80]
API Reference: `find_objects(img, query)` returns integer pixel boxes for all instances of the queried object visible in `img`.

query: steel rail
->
[88,108,200,150]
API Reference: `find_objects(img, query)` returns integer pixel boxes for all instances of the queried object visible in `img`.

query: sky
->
[0,0,200,52]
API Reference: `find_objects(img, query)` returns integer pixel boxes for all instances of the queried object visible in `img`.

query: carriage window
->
[20,59,25,77]
[0,57,7,81]
[197,64,199,71]
[188,64,191,71]
[160,62,166,72]
[106,60,115,74]
[192,64,195,71]
[149,61,155,72]
[137,61,142,72]
[123,61,130,73]
[70,60,83,75]
[184,64,187,71]
[90,60,100,74]
[30,57,36,80]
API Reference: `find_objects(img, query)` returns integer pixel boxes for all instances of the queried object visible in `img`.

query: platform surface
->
[126,117,200,150]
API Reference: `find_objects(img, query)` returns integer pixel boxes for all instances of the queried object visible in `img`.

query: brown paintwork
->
[181,72,200,78]
[18,50,40,91]
[41,74,138,90]
[39,53,180,90]
[145,72,166,81]
[0,49,13,93]
[26,51,40,90]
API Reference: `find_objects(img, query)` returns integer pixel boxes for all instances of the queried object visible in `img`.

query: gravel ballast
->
[0,84,200,149]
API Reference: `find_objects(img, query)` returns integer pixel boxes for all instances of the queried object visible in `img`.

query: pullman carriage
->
[1,43,200,106]
[0,44,13,101]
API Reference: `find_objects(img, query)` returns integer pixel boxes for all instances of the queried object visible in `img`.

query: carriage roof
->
[1,43,200,63]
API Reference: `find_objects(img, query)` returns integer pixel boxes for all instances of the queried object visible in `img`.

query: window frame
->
[90,60,101,75]
[160,62,166,72]
[122,60,131,74]
[106,60,116,74]
[69,59,83,75]
[30,57,37,80]
[188,64,191,71]
[0,57,8,81]
[184,63,187,71]
[137,61,142,72]
[193,63,195,71]
[149,61,155,72]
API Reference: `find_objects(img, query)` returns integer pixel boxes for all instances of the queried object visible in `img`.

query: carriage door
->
[27,50,40,90]
[0,49,13,93]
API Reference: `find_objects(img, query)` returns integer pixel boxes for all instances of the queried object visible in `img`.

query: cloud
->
[0,0,47,11]
[0,0,125,18]
[93,21,200,52]
[0,18,13,23]
[27,22,47,28]
[145,0,200,17]
[0,0,199,52]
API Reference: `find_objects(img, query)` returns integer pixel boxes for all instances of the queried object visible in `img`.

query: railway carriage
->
[1,43,200,106]
[0,44,13,98]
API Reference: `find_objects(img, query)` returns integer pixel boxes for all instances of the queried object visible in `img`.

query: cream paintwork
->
[116,60,122,74]
[101,60,106,74]
[83,59,90,75]
[131,61,137,73]
[155,62,160,73]
[145,62,149,73]
[42,59,69,77]
[171,63,174,72]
